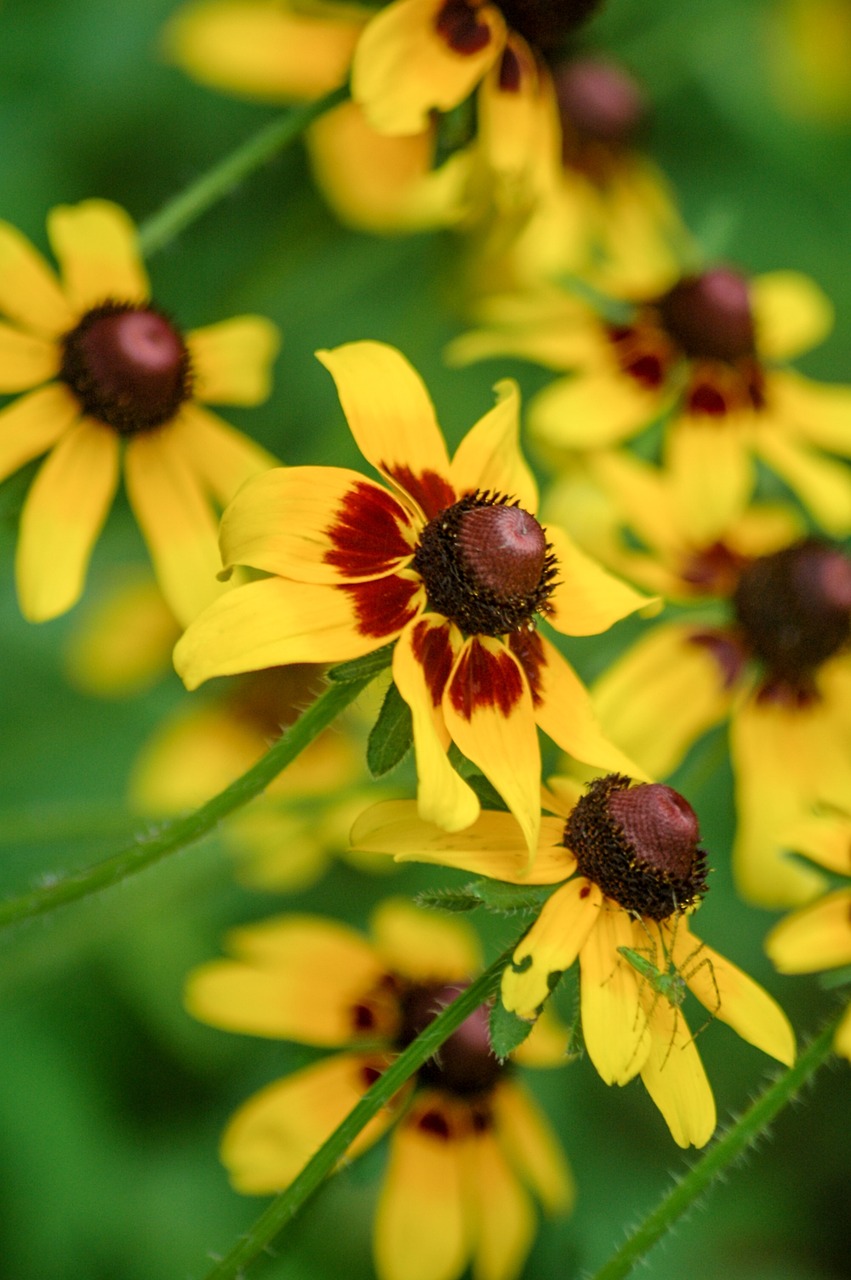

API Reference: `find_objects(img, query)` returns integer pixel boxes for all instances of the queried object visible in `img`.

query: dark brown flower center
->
[60,302,192,434]
[733,539,851,697]
[435,0,603,56]
[565,774,709,919]
[413,490,558,637]
[398,982,504,1098]
[554,56,646,148]
[656,269,756,363]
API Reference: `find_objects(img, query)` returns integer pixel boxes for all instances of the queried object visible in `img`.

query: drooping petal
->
[186,315,280,405]
[174,576,384,690]
[393,616,482,834]
[316,341,454,519]
[0,383,79,484]
[781,811,851,876]
[222,1053,400,1194]
[449,378,538,513]
[370,896,481,981]
[443,636,541,857]
[767,369,851,458]
[0,322,59,392]
[502,878,603,1019]
[16,419,119,622]
[591,624,734,779]
[529,368,661,451]
[580,905,651,1085]
[352,0,504,135]
[765,890,851,974]
[754,427,851,536]
[521,634,650,780]
[476,33,546,184]
[170,401,276,508]
[47,200,148,313]
[665,414,755,543]
[468,1125,536,1280]
[511,1004,571,1067]
[0,219,76,337]
[185,916,389,1044]
[671,926,795,1065]
[374,1098,470,1280]
[751,270,833,361]
[639,1001,716,1149]
[64,571,179,697]
[162,0,361,101]
[220,466,418,583]
[544,524,653,636]
[490,1080,575,1215]
[350,798,572,884]
[124,425,225,627]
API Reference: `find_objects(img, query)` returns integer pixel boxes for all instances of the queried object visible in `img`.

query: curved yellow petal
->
[580,905,651,1085]
[171,401,276,507]
[449,379,538,514]
[545,524,653,636]
[768,369,851,459]
[665,414,755,543]
[639,1001,716,1149]
[16,419,119,622]
[187,314,280,405]
[124,425,224,627]
[0,383,79,484]
[0,322,59,392]
[834,1001,851,1061]
[370,896,481,981]
[131,702,262,813]
[64,571,179,697]
[752,270,833,362]
[766,890,851,974]
[0,219,74,338]
[469,1126,536,1280]
[163,0,361,101]
[490,1079,574,1215]
[47,200,148,313]
[353,0,503,135]
[316,340,454,519]
[529,367,661,451]
[782,811,851,877]
[502,878,603,1019]
[754,427,851,536]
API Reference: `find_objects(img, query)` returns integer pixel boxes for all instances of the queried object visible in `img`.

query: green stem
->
[589,1014,841,1280]
[0,674,370,931]
[138,84,349,256]
[202,949,512,1280]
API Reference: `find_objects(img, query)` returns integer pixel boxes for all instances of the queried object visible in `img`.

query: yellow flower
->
[64,569,181,697]
[175,340,650,857]
[452,264,851,542]
[765,811,851,1062]
[186,898,574,1280]
[0,199,279,624]
[764,0,851,124]
[353,777,796,1149]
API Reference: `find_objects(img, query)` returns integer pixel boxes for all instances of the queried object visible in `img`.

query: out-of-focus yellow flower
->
[764,0,851,125]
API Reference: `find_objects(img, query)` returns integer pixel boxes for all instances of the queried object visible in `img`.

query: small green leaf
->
[819,963,851,991]
[366,681,413,777]
[415,886,483,914]
[471,877,555,915]
[489,996,535,1060]
[328,643,395,684]
[463,773,510,812]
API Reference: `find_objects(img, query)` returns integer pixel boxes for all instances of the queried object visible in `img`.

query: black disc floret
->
[656,268,756,364]
[398,982,504,1099]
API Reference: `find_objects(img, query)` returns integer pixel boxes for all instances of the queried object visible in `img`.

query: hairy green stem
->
[202,949,512,1280]
[0,674,370,930]
[138,84,349,256]
[589,1014,841,1280]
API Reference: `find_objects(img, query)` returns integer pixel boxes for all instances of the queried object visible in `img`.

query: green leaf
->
[489,995,534,1061]
[470,877,555,915]
[366,681,413,778]
[463,773,510,812]
[328,643,395,684]
[415,886,483,913]
[819,963,851,991]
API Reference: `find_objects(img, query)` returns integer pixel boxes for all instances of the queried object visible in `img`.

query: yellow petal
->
[580,905,651,1084]
[754,427,851,536]
[64,571,179,697]
[131,702,262,813]
[768,369,851,458]
[639,1001,716,1149]
[124,425,225,627]
[752,270,833,361]
[0,383,79,484]
[162,0,361,101]
[16,419,119,622]
[316,341,454,519]
[476,34,544,181]
[374,1099,470,1280]
[502,879,603,1019]
[765,890,851,974]
[171,401,276,508]
[781,811,851,877]
[370,896,481,981]
[0,322,59,392]
[665,414,755,543]
[511,1003,571,1067]
[173,576,376,689]
[469,1126,536,1280]
[529,368,661,451]
[449,379,538,513]
[47,200,148,313]
[222,1053,398,1193]
[187,314,280,405]
[490,1080,574,1215]
[834,1002,851,1061]
[545,524,653,636]
[353,0,503,135]
[0,219,75,337]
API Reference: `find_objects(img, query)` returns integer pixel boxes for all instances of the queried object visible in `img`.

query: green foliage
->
[327,643,395,684]
[366,680,413,777]
[489,995,535,1061]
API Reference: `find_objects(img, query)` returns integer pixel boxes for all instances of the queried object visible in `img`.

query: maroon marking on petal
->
[435,0,491,54]
[579,883,591,898]
[499,45,522,92]
[448,639,524,721]
[343,575,421,640]
[417,1107,452,1139]
[687,382,728,417]
[625,353,665,389]
[384,464,456,522]
[352,1003,377,1031]
[410,617,455,707]
[755,676,818,709]
[324,481,413,577]
[508,629,546,707]
[469,1105,491,1133]
[361,1064,383,1087]
[689,629,747,690]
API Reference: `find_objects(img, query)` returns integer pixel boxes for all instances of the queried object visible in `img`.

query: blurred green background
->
[0,1,848,1277]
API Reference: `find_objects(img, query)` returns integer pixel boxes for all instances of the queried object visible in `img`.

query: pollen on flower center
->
[565,774,709,919]
[656,268,756,363]
[399,982,503,1099]
[413,490,558,637]
[733,539,851,696]
[60,302,192,434]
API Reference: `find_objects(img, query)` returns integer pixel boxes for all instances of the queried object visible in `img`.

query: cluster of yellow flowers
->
[2,4,849,1280]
